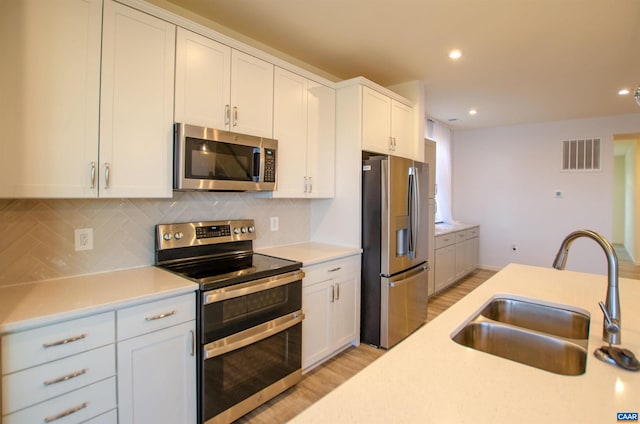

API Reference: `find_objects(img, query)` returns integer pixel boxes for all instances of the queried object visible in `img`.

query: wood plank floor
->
[237,268,496,424]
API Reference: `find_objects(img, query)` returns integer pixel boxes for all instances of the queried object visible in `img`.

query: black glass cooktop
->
[159,252,302,291]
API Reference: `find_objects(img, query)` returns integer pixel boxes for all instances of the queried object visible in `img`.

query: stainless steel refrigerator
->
[361,155,429,348]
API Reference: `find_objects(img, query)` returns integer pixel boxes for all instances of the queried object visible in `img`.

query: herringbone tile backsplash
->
[0,193,310,287]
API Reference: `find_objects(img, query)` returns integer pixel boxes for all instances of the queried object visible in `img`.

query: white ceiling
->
[164,0,640,130]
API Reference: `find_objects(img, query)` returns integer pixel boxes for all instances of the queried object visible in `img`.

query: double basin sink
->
[451,296,590,375]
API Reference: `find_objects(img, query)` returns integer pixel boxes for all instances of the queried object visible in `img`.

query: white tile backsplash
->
[0,193,310,286]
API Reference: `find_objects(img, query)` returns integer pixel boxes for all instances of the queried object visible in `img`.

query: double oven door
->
[199,270,304,424]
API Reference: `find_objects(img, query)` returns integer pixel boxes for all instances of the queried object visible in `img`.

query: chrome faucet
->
[552,229,621,345]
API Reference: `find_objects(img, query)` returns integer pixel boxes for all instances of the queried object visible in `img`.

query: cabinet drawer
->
[455,231,468,242]
[3,377,116,424]
[467,227,480,238]
[117,293,195,341]
[2,345,115,414]
[435,234,456,249]
[1,312,115,374]
[83,409,117,424]
[303,255,360,287]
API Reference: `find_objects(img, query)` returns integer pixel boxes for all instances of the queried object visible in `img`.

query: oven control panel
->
[156,220,255,250]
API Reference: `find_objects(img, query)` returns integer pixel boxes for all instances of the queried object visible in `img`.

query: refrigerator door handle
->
[407,167,419,259]
[413,165,420,258]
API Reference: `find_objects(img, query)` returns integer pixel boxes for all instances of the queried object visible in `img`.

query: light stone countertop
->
[257,242,361,266]
[289,263,640,423]
[0,267,197,334]
[435,221,479,236]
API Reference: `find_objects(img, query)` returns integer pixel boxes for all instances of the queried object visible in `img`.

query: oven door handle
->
[203,270,305,304]
[203,310,304,360]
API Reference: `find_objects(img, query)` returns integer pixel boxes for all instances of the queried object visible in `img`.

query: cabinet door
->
[427,199,436,296]
[175,28,231,129]
[99,0,175,198]
[307,82,336,198]
[333,274,358,349]
[302,280,334,370]
[273,68,308,197]
[434,245,456,292]
[455,238,471,279]
[390,100,414,159]
[468,236,479,273]
[230,50,274,137]
[0,0,102,198]
[362,86,391,154]
[117,321,196,424]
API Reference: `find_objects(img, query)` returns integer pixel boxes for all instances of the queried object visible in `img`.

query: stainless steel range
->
[155,219,304,424]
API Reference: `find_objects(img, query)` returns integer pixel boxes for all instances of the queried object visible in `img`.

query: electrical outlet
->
[74,228,94,251]
[270,217,279,232]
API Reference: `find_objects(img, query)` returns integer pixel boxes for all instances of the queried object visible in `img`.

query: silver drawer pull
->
[145,310,176,321]
[42,334,87,348]
[44,369,88,386]
[328,267,342,272]
[44,402,88,422]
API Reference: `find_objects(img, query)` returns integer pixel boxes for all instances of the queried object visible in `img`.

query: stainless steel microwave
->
[174,123,277,191]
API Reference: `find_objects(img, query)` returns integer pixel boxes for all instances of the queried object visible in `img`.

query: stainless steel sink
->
[451,296,590,375]
[479,297,590,339]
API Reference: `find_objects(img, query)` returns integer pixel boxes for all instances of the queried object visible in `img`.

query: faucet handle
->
[599,301,620,334]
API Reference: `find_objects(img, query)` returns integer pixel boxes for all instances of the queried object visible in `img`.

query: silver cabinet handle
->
[335,283,340,301]
[328,267,341,272]
[190,329,196,357]
[303,176,308,193]
[145,310,176,321]
[224,104,230,126]
[89,162,96,189]
[44,369,88,386]
[308,176,313,193]
[330,285,335,303]
[43,334,87,348]
[104,162,110,189]
[233,106,238,126]
[389,136,394,150]
[44,402,88,422]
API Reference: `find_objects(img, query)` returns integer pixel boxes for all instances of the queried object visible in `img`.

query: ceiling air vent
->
[561,138,601,171]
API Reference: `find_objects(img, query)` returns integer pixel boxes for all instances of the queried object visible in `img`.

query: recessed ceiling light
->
[618,89,630,95]
[469,109,478,115]
[449,50,462,60]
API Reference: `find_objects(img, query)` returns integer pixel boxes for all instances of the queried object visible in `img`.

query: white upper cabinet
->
[362,86,414,159]
[0,0,102,198]
[0,0,175,199]
[230,51,274,138]
[272,67,335,198]
[175,28,274,138]
[99,0,176,198]
[174,28,231,130]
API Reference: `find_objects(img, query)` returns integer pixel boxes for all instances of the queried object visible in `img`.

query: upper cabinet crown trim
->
[335,77,414,107]
[117,0,337,87]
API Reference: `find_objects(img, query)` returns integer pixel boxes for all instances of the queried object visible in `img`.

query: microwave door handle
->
[252,148,261,182]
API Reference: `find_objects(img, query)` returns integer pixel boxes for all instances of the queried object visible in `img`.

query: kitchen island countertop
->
[257,242,361,266]
[289,263,640,423]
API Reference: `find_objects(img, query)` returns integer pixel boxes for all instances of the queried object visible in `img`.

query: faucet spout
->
[552,229,621,345]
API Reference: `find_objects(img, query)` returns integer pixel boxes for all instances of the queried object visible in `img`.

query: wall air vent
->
[561,138,601,171]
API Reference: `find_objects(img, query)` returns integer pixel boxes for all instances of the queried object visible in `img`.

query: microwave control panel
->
[263,148,276,182]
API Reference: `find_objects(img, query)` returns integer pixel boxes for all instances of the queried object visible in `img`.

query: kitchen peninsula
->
[289,264,640,423]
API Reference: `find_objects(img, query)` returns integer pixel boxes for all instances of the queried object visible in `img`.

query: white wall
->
[452,113,640,275]
[613,155,626,244]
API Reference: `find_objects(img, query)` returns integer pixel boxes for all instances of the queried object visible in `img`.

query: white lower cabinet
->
[434,226,480,294]
[302,255,360,371]
[1,312,117,423]
[116,294,196,424]
[1,293,196,424]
